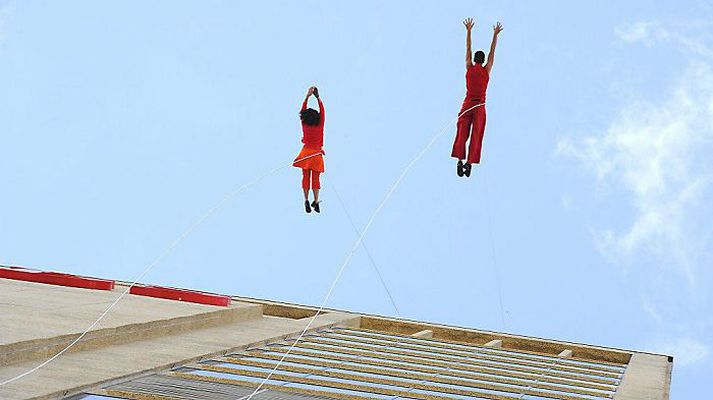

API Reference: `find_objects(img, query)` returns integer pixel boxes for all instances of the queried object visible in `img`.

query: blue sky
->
[1,1,711,398]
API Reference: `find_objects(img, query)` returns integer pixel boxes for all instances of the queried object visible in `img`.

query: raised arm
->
[485,22,503,74]
[301,86,314,110]
[315,88,325,127]
[463,18,474,70]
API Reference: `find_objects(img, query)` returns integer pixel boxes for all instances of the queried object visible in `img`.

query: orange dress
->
[293,146,325,172]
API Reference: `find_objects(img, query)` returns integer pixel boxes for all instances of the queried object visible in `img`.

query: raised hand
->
[463,18,475,31]
[493,21,504,35]
[306,86,315,97]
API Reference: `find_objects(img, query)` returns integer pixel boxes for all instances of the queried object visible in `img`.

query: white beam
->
[411,330,433,339]
[484,339,503,348]
[558,349,573,358]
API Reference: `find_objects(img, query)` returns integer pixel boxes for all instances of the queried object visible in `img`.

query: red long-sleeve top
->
[301,98,325,148]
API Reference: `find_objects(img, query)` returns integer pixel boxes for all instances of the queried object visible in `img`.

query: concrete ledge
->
[1,312,362,400]
[232,295,328,319]
[0,302,262,367]
[615,353,673,399]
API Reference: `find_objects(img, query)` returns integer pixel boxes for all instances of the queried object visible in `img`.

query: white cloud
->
[615,20,713,59]
[641,296,663,324]
[615,21,670,46]
[654,337,710,367]
[557,61,713,287]
[559,20,713,368]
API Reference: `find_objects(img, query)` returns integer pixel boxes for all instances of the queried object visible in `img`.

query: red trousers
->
[302,169,321,190]
[451,105,487,164]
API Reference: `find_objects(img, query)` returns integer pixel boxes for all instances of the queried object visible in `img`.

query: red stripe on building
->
[129,285,231,307]
[0,266,115,290]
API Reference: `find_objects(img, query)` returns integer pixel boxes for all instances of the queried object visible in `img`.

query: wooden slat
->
[238,347,616,393]
[105,373,268,400]
[299,337,621,382]
[328,329,624,374]
[169,372,381,400]
[248,350,613,397]
[319,331,621,377]
[256,344,618,390]
[278,340,618,386]
[336,327,626,371]
[102,389,180,400]
[175,368,521,400]
[215,353,613,399]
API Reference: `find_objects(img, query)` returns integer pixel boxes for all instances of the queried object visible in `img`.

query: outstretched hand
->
[463,18,474,31]
[306,86,315,97]
[493,21,504,35]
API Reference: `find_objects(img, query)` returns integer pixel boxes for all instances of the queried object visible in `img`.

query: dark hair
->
[473,50,485,65]
[300,108,321,126]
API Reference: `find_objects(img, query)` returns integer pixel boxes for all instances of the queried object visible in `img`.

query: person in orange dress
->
[293,86,325,213]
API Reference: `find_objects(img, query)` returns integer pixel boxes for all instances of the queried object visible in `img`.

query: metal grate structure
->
[91,327,628,400]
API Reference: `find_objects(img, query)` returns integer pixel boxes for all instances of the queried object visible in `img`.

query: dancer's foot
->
[457,160,465,177]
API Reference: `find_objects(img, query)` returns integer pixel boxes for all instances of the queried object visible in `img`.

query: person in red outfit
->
[293,86,325,213]
[451,18,503,178]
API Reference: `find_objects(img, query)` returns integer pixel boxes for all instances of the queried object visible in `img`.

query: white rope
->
[241,102,485,399]
[0,152,323,387]
[516,355,566,399]
[324,173,401,317]
[483,164,507,330]
[2,99,489,390]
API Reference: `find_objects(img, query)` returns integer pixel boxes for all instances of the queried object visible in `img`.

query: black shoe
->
[464,163,472,177]
[457,160,465,177]
[304,200,312,213]
[311,201,321,213]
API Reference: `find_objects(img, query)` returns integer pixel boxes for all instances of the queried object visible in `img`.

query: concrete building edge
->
[33,316,360,400]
